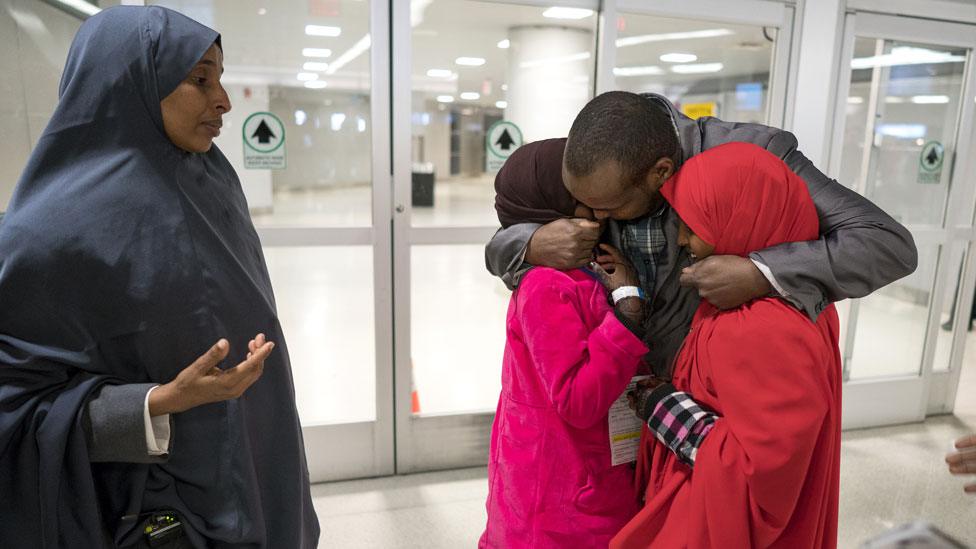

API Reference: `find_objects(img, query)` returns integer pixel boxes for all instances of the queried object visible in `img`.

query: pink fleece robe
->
[480,267,650,548]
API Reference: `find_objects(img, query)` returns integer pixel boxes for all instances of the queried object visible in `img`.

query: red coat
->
[613,142,842,548]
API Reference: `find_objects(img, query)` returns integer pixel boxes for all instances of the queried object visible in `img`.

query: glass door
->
[614,0,795,127]
[151,0,395,482]
[391,0,601,473]
[391,0,796,474]
[828,12,976,428]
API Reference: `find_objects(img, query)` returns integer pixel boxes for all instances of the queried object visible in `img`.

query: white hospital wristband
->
[612,286,645,304]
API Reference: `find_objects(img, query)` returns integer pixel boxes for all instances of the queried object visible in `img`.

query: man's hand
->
[148,335,274,416]
[946,434,976,494]
[525,218,601,269]
[680,255,772,309]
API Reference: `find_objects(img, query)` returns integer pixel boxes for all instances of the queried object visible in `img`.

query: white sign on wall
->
[243,112,286,170]
[486,120,523,172]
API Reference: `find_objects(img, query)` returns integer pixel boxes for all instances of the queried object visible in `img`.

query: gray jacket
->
[485,93,918,374]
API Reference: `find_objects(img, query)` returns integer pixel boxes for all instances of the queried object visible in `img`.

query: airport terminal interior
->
[2,0,976,546]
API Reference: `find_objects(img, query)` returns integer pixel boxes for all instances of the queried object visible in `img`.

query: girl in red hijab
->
[611,142,842,549]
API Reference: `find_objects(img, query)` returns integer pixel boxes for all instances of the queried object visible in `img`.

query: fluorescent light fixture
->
[876,123,926,139]
[426,69,455,78]
[303,61,330,71]
[497,39,510,49]
[501,84,508,91]
[912,95,950,104]
[543,7,594,19]
[520,51,590,69]
[671,63,724,74]
[495,100,508,109]
[304,81,328,89]
[617,29,733,48]
[55,0,101,16]
[357,117,367,133]
[294,110,307,126]
[302,48,332,58]
[331,113,346,131]
[305,25,341,37]
[847,96,864,104]
[613,65,664,77]
[297,72,319,81]
[660,53,698,63]
[437,95,455,103]
[460,92,480,100]
[885,96,906,104]
[326,34,371,74]
[851,46,964,69]
[455,57,486,66]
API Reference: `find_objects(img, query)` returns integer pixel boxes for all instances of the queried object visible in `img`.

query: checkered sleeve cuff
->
[646,387,718,467]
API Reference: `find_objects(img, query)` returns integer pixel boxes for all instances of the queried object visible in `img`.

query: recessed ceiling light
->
[297,72,319,81]
[613,66,664,77]
[455,57,486,66]
[257,7,267,15]
[426,69,454,78]
[497,39,510,49]
[303,62,330,71]
[303,48,332,58]
[304,81,328,89]
[670,62,724,74]
[437,95,455,103]
[660,53,698,63]
[305,25,341,37]
[617,29,733,48]
[495,100,508,109]
[911,95,950,104]
[501,84,508,91]
[460,92,480,100]
[542,7,594,20]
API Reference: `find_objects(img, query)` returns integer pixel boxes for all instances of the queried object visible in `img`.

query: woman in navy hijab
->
[0,6,319,548]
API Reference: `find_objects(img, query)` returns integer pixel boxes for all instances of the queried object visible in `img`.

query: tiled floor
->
[311,348,976,548]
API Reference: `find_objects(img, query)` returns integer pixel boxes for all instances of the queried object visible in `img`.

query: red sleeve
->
[517,269,648,430]
[682,307,834,547]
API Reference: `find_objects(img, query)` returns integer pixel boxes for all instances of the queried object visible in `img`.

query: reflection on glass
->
[264,246,376,425]
[410,245,509,415]
[614,14,775,124]
[839,38,965,227]
[152,0,373,227]
[410,0,597,227]
[934,247,972,372]
[847,246,939,380]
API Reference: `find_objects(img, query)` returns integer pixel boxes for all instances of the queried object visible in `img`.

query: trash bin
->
[411,162,435,208]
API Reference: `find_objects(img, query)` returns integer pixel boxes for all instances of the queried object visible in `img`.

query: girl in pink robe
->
[481,139,650,548]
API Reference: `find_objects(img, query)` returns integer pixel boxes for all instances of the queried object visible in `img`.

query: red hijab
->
[661,141,819,255]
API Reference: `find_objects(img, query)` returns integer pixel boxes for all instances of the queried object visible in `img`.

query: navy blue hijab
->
[0,6,318,547]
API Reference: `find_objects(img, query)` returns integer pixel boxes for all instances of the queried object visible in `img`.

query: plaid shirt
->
[644,383,718,467]
[619,204,669,300]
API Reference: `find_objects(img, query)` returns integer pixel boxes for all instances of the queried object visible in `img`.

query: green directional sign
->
[486,120,523,172]
[918,140,944,184]
[243,112,286,169]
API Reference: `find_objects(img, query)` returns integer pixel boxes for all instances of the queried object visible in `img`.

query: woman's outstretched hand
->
[148,334,273,416]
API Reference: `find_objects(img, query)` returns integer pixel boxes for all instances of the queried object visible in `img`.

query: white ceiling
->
[151,0,776,106]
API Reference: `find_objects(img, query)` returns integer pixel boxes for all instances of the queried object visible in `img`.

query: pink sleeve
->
[517,270,648,429]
